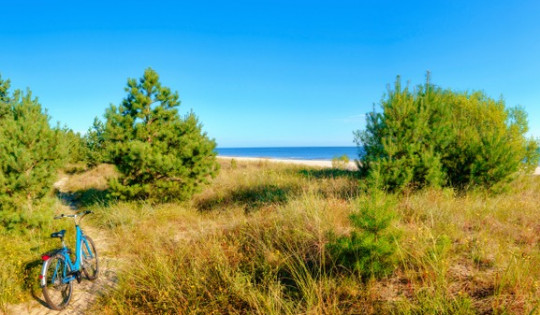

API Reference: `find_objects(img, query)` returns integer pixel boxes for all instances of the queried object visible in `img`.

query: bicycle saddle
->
[51,230,66,239]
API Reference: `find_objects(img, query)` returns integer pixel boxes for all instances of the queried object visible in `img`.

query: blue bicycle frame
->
[40,224,95,286]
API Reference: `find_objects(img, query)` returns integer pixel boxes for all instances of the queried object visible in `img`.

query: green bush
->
[0,75,66,230]
[57,127,88,166]
[103,68,219,201]
[355,74,540,191]
[331,154,350,170]
[327,190,399,280]
[230,158,238,169]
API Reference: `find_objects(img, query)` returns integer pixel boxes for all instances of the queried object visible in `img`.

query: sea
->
[216,146,361,161]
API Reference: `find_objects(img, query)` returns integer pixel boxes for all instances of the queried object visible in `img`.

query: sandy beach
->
[219,156,540,175]
[218,156,358,170]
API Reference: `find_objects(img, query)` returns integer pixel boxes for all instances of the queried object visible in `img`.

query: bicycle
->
[39,210,99,310]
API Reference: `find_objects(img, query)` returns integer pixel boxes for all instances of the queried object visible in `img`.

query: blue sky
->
[1,1,539,147]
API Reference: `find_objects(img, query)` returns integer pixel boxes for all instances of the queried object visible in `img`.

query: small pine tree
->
[104,68,219,201]
[0,75,66,229]
[327,189,399,280]
[57,127,87,165]
[85,117,109,167]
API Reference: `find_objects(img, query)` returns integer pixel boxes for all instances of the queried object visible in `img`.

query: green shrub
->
[230,158,238,169]
[355,74,540,191]
[327,190,399,280]
[0,75,66,230]
[331,154,350,170]
[85,117,109,167]
[57,127,87,165]
[103,68,219,201]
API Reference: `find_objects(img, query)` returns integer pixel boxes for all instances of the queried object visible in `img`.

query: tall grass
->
[83,160,540,314]
[0,198,72,311]
[2,160,539,314]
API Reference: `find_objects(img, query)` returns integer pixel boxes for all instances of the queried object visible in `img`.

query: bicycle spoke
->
[81,237,99,280]
[42,255,72,310]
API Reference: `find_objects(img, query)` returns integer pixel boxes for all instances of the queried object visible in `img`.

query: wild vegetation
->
[5,159,533,314]
[0,75,72,306]
[85,117,108,167]
[0,68,219,310]
[355,75,539,191]
[0,75,67,230]
[102,68,219,202]
[1,73,539,314]
[331,154,351,170]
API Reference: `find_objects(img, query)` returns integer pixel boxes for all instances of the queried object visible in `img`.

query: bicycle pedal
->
[67,271,83,283]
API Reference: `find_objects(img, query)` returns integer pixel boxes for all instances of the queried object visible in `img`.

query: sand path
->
[6,177,119,315]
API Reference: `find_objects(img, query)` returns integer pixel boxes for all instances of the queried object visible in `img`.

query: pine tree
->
[104,68,219,201]
[327,189,399,280]
[355,74,540,190]
[85,117,108,166]
[0,75,10,102]
[0,75,66,229]
[58,127,87,165]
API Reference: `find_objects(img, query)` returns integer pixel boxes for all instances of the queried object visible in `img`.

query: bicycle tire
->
[42,254,73,310]
[81,236,99,281]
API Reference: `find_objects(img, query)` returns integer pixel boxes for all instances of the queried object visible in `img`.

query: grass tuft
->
[2,161,539,314]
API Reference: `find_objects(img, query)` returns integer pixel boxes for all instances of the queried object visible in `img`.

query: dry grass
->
[3,160,539,314]
[0,198,73,311]
[393,183,540,314]
[0,164,117,311]
[79,160,540,314]
[60,163,117,192]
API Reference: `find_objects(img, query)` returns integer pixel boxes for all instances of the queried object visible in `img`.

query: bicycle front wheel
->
[42,254,73,310]
[81,236,99,280]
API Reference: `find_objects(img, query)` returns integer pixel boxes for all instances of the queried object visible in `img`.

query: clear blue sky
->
[1,1,539,147]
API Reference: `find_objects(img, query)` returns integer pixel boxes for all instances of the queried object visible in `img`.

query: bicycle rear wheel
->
[42,254,73,310]
[81,236,99,280]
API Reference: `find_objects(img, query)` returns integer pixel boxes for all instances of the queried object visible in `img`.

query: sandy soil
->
[218,156,358,170]
[6,176,119,315]
[218,157,540,176]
